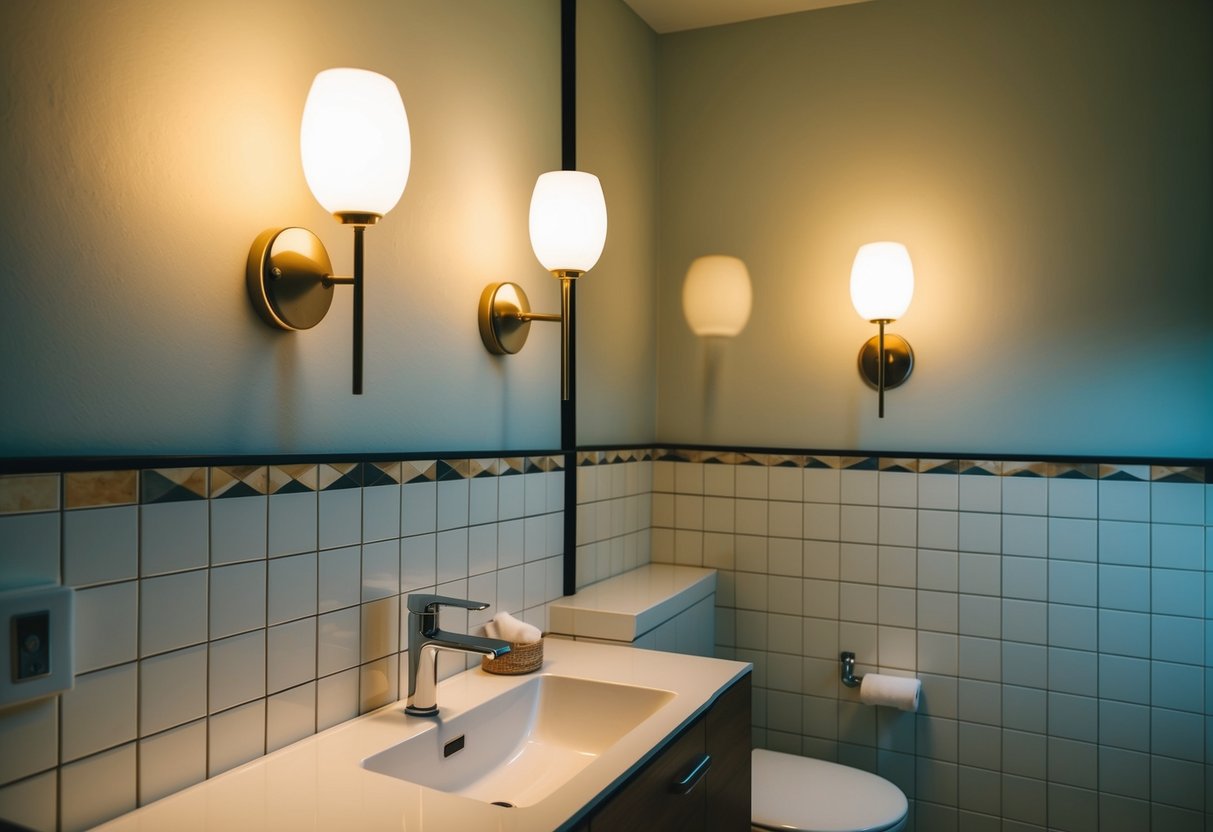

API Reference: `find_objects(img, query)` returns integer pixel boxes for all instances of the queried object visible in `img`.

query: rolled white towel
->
[484,620,500,639]
[492,611,542,644]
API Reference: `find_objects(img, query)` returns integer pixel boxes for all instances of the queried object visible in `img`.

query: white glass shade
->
[300,68,410,218]
[529,171,608,273]
[850,242,914,322]
[682,255,753,337]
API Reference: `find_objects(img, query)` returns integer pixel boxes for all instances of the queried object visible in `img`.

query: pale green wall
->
[656,0,1212,457]
[576,0,660,446]
[0,0,577,457]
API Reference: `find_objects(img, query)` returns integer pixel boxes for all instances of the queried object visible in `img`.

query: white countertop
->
[548,564,717,641]
[93,638,749,832]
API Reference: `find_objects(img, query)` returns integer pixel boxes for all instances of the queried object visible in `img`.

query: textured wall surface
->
[0,0,572,457]
[655,0,1212,457]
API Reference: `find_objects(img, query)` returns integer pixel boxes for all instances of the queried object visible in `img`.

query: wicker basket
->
[482,638,544,675]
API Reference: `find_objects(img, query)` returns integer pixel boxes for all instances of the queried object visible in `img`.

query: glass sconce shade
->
[682,255,752,337]
[850,242,914,321]
[529,171,608,273]
[300,68,411,219]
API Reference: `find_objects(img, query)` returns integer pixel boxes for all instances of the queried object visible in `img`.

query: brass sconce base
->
[478,282,536,355]
[857,333,913,390]
[246,227,335,331]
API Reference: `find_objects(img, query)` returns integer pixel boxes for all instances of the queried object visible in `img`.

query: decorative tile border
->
[0,473,60,515]
[268,465,318,494]
[211,466,268,498]
[141,467,208,503]
[65,470,138,509]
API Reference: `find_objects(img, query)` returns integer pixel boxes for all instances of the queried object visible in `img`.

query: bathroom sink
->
[362,674,674,807]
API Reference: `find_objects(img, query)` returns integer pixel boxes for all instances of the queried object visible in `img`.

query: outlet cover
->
[0,585,74,709]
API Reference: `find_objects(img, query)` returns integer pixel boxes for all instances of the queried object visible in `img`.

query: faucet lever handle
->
[407,593,490,615]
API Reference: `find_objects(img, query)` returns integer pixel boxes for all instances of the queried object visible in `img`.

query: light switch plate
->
[0,585,74,709]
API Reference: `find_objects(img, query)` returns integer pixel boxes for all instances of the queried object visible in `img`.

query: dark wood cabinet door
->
[590,720,707,831]
[706,674,751,831]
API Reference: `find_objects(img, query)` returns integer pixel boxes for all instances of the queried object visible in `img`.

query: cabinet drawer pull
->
[671,753,712,794]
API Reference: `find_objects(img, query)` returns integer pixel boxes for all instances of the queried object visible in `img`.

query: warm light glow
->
[682,255,752,337]
[850,242,914,321]
[529,171,608,273]
[300,68,410,218]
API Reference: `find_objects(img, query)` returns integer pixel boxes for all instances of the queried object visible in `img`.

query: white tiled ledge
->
[548,564,716,643]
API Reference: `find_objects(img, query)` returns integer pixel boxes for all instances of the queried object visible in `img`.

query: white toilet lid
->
[752,749,908,832]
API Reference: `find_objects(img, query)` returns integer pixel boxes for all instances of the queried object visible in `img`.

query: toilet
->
[751,749,908,832]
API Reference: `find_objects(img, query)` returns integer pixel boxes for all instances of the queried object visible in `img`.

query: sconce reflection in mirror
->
[478,171,608,401]
[682,255,752,338]
[246,68,410,395]
[850,242,914,418]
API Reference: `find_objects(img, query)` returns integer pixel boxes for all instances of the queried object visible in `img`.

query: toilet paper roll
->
[859,674,921,712]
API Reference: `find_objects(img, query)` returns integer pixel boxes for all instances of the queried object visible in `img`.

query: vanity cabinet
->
[583,672,751,831]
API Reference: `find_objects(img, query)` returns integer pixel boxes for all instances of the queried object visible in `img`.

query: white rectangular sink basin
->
[362,674,674,807]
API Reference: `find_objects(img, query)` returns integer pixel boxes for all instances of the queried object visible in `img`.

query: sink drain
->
[491,801,515,808]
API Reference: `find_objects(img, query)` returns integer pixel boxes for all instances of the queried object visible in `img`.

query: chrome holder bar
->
[841,651,863,688]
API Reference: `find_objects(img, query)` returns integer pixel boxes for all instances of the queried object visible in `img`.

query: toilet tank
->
[547,564,716,656]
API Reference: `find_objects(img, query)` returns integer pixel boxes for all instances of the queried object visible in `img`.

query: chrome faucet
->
[404,593,511,717]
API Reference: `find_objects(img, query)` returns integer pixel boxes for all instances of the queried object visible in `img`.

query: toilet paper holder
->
[840,651,863,688]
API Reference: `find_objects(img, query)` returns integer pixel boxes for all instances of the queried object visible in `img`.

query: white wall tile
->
[1098,609,1151,658]
[318,489,361,550]
[436,528,468,583]
[1152,524,1204,570]
[918,510,958,551]
[957,594,999,638]
[140,501,208,576]
[360,654,399,713]
[210,496,267,565]
[1049,517,1097,562]
[1002,642,1047,689]
[436,479,469,531]
[1099,520,1150,566]
[317,607,360,676]
[1100,700,1150,752]
[59,742,135,832]
[138,719,206,805]
[878,507,916,546]
[361,484,401,543]
[958,474,1000,513]
[467,522,498,576]
[496,565,524,614]
[1001,477,1047,516]
[1048,479,1097,519]
[958,512,1000,554]
[1098,654,1150,704]
[267,492,317,558]
[209,560,266,639]
[139,645,206,736]
[1151,615,1203,665]
[919,549,959,592]
[400,533,436,592]
[1002,599,1047,644]
[75,580,138,673]
[318,545,361,613]
[736,498,769,535]
[140,569,208,656]
[360,596,398,662]
[497,476,524,521]
[877,545,916,588]
[1048,604,1097,651]
[0,769,55,832]
[1001,556,1047,601]
[546,471,564,514]
[1099,565,1150,612]
[878,586,916,628]
[401,481,437,534]
[63,505,137,587]
[523,472,546,516]
[266,682,315,753]
[1150,661,1203,713]
[703,463,735,497]
[918,590,958,633]
[768,466,801,502]
[803,502,839,541]
[267,617,316,694]
[840,470,877,505]
[1151,482,1204,526]
[1151,569,1203,617]
[918,474,958,511]
[726,466,763,501]
[316,667,359,731]
[878,471,916,508]
[0,512,59,588]
[208,630,266,713]
[1048,559,1097,607]
[61,663,137,763]
[1002,514,1046,557]
[1099,480,1150,522]
[0,697,57,785]
[957,552,999,596]
[209,699,266,776]
[265,551,316,625]
[468,477,498,527]
[1151,708,1204,763]
[804,467,839,504]
[360,539,398,602]
[959,636,1001,681]
[840,505,877,544]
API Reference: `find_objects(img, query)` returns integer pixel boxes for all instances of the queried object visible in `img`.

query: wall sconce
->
[850,242,914,418]
[682,255,752,337]
[478,171,608,401]
[246,68,411,395]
